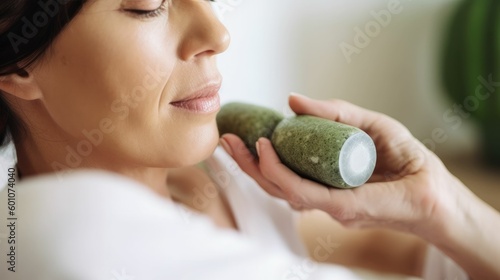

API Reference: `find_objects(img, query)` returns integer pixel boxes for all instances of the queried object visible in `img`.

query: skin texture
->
[221,93,500,279]
[167,165,238,230]
[0,0,230,196]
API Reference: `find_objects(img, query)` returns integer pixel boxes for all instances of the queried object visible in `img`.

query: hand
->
[219,94,469,237]
[220,94,500,280]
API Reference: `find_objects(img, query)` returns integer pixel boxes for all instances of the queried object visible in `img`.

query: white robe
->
[0,136,467,280]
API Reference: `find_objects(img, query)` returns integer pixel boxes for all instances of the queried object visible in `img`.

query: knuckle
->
[324,204,357,223]
[288,201,303,211]
[390,140,428,177]
[259,164,274,179]
[260,183,282,198]
[281,187,305,207]
[234,141,254,161]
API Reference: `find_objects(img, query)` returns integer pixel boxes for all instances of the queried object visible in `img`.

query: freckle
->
[61,56,68,66]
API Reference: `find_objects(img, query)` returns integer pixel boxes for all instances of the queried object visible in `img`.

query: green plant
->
[442,0,500,165]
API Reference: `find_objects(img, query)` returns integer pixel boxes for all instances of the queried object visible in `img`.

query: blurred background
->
[216,0,469,155]
[214,0,500,209]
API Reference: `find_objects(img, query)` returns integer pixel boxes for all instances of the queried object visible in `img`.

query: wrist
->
[413,169,479,247]
[417,172,500,279]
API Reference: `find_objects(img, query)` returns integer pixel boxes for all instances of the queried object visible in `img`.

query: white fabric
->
[0,138,467,279]
[423,245,469,280]
[0,132,17,188]
[204,147,309,257]
[0,144,359,279]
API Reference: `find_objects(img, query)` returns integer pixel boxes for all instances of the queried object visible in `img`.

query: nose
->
[175,2,231,61]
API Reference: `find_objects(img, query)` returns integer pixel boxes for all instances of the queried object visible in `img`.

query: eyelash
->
[125,2,167,19]
[126,0,216,19]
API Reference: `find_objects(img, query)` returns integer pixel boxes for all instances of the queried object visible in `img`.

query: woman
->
[0,1,499,279]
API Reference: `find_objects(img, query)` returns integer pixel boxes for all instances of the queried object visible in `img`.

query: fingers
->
[219,96,426,229]
[219,134,285,198]
[255,138,417,225]
[288,93,381,131]
[221,134,417,228]
[255,137,333,209]
[288,93,412,141]
[220,134,316,212]
[289,93,427,175]
[221,133,334,210]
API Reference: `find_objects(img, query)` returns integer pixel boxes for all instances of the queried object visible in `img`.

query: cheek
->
[35,13,176,139]
[33,11,219,166]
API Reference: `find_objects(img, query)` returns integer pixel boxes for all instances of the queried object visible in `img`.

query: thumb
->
[288,93,368,129]
[288,92,323,116]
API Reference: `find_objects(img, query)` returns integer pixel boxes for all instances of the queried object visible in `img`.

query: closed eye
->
[124,0,216,19]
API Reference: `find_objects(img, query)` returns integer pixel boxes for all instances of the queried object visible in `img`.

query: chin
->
[193,139,219,164]
[171,127,220,167]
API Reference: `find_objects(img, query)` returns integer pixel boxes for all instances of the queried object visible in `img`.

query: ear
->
[0,69,43,100]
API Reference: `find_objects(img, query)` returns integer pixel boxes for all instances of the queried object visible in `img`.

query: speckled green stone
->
[272,115,364,188]
[217,103,284,157]
[217,103,376,189]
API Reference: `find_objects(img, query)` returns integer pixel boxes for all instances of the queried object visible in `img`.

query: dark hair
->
[0,0,86,144]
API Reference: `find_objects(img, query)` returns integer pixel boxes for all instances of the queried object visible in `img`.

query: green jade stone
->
[216,102,284,157]
[272,116,376,188]
[217,103,377,189]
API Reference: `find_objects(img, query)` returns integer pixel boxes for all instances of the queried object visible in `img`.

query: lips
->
[170,83,221,114]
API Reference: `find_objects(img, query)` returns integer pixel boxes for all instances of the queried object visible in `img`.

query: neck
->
[15,132,172,199]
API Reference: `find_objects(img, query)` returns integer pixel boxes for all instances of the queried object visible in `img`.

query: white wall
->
[214,0,477,156]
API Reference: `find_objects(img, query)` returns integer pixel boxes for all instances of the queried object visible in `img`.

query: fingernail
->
[219,137,233,157]
[290,92,308,98]
[255,139,261,157]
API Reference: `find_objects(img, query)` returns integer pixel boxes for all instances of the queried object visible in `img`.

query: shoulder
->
[0,170,205,278]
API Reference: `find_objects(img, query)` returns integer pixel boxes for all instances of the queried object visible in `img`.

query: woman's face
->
[30,0,230,169]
